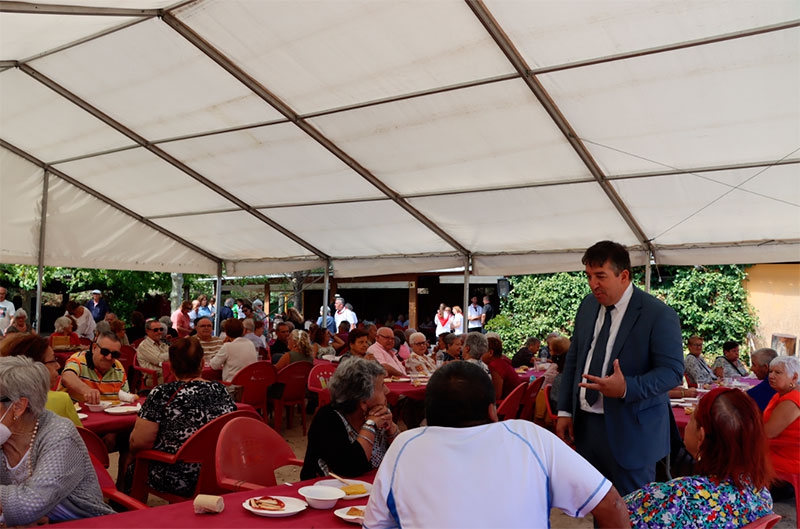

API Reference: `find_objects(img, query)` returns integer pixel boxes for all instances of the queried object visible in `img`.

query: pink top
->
[367,343,406,374]
[170,309,191,338]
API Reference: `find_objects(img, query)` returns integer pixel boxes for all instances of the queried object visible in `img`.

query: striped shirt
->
[62,351,129,399]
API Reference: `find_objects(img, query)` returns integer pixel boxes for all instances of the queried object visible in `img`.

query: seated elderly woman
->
[4,309,34,336]
[301,357,399,480]
[0,356,114,525]
[625,387,773,528]
[274,329,314,370]
[438,332,463,362]
[0,334,82,427]
[128,337,236,497]
[712,340,749,379]
[482,337,520,400]
[763,355,800,478]
[48,316,82,349]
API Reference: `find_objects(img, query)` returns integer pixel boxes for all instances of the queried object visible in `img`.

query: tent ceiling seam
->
[0,137,221,264]
[18,64,330,260]
[0,1,160,17]
[529,19,800,75]
[467,0,656,258]
[161,12,471,258]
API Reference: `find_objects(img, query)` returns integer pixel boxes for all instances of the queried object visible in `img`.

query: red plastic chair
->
[308,362,337,408]
[258,346,271,362]
[77,427,148,510]
[544,384,558,422]
[130,409,261,503]
[740,513,782,529]
[268,361,313,434]
[79,337,93,347]
[131,351,158,393]
[162,361,177,383]
[131,337,145,349]
[776,471,800,528]
[229,361,277,421]
[496,380,527,421]
[518,376,545,422]
[215,416,303,491]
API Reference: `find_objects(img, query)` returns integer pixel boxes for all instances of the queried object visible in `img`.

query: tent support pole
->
[462,255,470,334]
[645,258,652,293]
[35,171,50,333]
[214,263,223,336]
[322,260,330,328]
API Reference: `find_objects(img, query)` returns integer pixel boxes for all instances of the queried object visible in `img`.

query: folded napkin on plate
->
[194,494,224,514]
[118,390,137,403]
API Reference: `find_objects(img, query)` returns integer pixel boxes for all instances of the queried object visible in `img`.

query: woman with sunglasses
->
[0,333,82,427]
[0,356,115,525]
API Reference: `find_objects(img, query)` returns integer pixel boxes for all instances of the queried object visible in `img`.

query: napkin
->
[194,494,224,514]
[118,390,137,403]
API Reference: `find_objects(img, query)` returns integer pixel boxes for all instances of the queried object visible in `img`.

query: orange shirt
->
[763,390,800,475]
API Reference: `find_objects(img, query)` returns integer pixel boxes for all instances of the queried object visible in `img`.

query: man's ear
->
[488,403,499,423]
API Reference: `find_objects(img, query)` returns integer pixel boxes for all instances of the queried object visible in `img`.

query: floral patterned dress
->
[625,475,772,528]
[139,380,236,497]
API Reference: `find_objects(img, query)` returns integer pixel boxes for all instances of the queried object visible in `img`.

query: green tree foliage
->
[657,265,758,363]
[485,265,758,363]
[485,273,589,351]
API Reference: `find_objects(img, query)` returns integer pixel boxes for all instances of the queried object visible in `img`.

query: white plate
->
[77,413,88,420]
[242,496,307,518]
[334,505,368,524]
[670,400,691,407]
[322,354,339,363]
[103,405,140,415]
[389,377,410,382]
[315,479,372,500]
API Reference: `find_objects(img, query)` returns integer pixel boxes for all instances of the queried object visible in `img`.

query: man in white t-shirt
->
[0,287,15,334]
[333,297,356,331]
[466,296,483,332]
[364,362,629,529]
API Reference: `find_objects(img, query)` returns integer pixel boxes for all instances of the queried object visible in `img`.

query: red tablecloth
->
[385,380,427,406]
[57,473,376,528]
[201,366,223,381]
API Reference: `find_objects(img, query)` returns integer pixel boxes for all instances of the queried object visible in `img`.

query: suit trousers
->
[574,409,655,497]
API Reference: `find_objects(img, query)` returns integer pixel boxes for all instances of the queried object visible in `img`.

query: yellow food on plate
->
[340,484,368,496]
[684,406,694,415]
[346,507,365,517]
[248,496,285,511]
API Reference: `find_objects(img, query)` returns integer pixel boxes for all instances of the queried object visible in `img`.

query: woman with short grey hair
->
[0,356,114,525]
[301,358,398,480]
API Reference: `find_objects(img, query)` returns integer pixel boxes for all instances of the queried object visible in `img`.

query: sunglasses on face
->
[94,345,121,359]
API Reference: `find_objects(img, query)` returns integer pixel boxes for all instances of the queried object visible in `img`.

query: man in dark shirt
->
[746,347,778,410]
[511,337,541,367]
[269,321,291,364]
[86,290,109,322]
[481,295,495,333]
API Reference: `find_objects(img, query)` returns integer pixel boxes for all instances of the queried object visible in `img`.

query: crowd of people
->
[0,240,797,527]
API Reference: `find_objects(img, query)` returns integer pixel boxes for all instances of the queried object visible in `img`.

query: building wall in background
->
[746,264,800,355]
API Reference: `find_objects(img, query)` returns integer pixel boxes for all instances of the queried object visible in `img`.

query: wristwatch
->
[364,419,377,429]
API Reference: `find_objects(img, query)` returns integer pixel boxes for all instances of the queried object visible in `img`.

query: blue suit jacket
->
[558,286,684,469]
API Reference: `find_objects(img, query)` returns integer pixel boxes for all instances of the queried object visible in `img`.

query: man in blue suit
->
[556,241,684,496]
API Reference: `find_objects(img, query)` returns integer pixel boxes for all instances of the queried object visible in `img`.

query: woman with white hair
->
[4,309,34,336]
[48,316,81,348]
[763,355,800,476]
[0,356,114,525]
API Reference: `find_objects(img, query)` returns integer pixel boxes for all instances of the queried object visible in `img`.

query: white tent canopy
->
[1,0,798,278]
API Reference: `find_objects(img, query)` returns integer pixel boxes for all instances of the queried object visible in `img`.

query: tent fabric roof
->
[1,0,798,278]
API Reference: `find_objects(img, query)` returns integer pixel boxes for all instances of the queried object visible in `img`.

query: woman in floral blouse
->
[625,387,774,528]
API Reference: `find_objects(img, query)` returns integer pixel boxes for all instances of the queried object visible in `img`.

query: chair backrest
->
[79,337,93,347]
[131,337,145,349]
[162,361,176,383]
[518,376,545,422]
[496,380,527,420]
[740,513,782,529]
[276,361,314,402]
[77,426,110,468]
[119,345,136,373]
[170,409,262,496]
[544,384,558,420]
[308,363,337,407]
[215,417,302,490]
[230,361,277,408]
[257,346,270,362]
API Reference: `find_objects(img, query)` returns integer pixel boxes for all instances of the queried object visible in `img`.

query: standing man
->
[467,296,483,333]
[316,306,337,335]
[480,295,495,332]
[556,240,683,496]
[65,300,96,340]
[170,300,192,338]
[333,297,356,331]
[86,290,109,322]
[0,286,15,334]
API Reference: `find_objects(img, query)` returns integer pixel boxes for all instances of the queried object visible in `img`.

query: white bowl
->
[86,402,112,412]
[298,485,346,509]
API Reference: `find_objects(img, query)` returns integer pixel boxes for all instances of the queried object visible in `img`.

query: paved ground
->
[111,410,797,528]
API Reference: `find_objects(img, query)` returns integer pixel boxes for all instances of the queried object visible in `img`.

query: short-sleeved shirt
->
[684,354,717,386]
[763,390,800,475]
[62,351,129,398]
[488,357,522,399]
[625,475,772,528]
[138,381,236,497]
